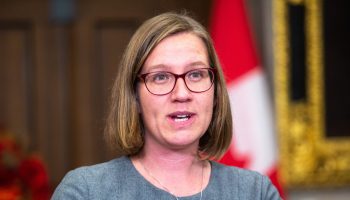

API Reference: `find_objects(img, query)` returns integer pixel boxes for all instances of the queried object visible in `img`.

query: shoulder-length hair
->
[105,12,232,160]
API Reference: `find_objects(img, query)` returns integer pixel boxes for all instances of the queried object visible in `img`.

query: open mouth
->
[168,112,194,123]
[173,114,191,122]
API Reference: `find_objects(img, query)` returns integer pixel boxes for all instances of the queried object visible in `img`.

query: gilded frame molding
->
[273,0,350,188]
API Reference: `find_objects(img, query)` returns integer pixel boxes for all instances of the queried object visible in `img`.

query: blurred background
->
[1,0,349,199]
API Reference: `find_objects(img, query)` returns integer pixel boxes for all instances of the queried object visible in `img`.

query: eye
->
[187,69,208,81]
[148,72,171,84]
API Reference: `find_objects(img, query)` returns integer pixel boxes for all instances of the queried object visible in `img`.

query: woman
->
[52,12,281,200]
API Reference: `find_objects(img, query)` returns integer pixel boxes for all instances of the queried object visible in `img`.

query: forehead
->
[142,32,209,72]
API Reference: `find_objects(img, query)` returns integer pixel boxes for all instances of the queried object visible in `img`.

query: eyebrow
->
[145,61,209,72]
[145,64,170,72]
[187,61,208,68]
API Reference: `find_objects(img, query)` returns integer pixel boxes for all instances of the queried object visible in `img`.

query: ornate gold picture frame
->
[273,0,350,188]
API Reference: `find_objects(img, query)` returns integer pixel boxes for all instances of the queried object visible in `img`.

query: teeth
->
[174,114,190,122]
[174,117,189,122]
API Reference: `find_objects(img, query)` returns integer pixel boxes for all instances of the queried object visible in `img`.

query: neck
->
[137,140,202,172]
[130,139,209,197]
[132,151,206,198]
[138,149,200,172]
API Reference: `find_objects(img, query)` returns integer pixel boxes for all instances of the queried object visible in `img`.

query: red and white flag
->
[210,0,285,196]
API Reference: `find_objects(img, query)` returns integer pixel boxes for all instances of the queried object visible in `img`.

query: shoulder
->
[211,161,265,185]
[68,156,130,181]
[52,156,130,200]
[210,161,281,199]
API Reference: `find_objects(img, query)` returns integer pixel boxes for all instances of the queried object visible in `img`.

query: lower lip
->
[167,115,196,128]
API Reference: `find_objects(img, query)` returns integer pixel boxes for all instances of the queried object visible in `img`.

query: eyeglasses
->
[138,68,216,95]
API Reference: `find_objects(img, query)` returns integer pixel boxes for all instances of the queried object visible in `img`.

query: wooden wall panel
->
[42,26,73,182]
[0,25,35,148]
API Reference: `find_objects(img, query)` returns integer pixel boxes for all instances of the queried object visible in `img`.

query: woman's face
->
[137,32,214,151]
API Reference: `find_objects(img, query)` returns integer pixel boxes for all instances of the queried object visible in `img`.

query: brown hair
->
[105,12,232,160]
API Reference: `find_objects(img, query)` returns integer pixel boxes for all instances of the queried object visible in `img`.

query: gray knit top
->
[52,156,281,200]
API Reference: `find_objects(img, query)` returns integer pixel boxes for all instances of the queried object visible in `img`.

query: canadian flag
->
[210,0,285,197]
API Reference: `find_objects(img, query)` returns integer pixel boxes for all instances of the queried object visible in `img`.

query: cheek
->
[138,89,163,120]
[206,90,215,108]
[206,100,214,120]
[137,85,151,114]
[201,91,215,119]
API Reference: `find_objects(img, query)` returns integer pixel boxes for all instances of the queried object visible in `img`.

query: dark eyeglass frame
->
[138,67,216,96]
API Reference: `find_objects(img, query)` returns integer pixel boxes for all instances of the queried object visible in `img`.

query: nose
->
[170,77,192,101]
